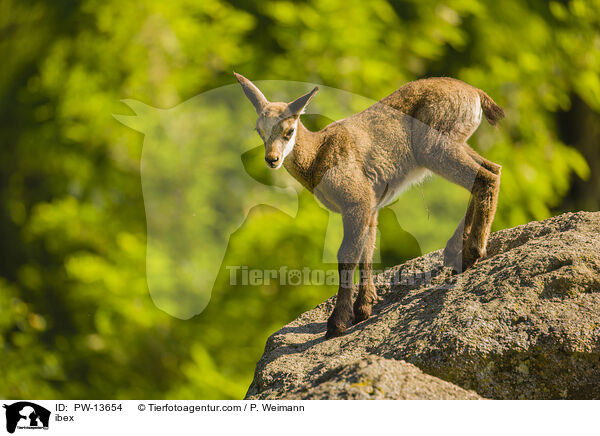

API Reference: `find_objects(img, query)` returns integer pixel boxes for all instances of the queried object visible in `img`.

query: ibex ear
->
[234,72,268,114]
[286,86,319,118]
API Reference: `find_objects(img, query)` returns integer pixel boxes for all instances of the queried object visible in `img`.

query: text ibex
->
[235,73,504,338]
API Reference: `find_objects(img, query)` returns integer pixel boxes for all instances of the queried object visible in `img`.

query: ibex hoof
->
[353,301,372,323]
[446,245,486,273]
[326,309,352,339]
[325,326,346,339]
[444,248,481,273]
[463,245,486,268]
[461,254,478,271]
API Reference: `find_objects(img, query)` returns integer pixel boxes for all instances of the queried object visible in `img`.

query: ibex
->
[234,73,504,338]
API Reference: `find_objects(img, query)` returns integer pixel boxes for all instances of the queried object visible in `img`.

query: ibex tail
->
[478,89,505,126]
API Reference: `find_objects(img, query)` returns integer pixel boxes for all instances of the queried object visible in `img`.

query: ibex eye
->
[284,128,294,139]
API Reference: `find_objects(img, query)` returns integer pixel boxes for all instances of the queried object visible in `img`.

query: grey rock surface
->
[246,212,600,400]
[279,355,482,399]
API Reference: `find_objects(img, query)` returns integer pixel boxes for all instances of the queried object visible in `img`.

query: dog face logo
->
[114,81,471,319]
[3,402,50,434]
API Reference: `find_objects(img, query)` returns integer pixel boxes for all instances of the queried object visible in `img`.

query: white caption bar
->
[0,400,594,435]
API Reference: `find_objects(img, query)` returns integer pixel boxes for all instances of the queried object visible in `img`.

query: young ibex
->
[234,73,504,338]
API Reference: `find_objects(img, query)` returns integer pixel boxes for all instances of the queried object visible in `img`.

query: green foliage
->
[0,0,597,399]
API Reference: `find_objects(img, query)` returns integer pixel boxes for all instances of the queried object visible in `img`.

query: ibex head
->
[234,73,318,169]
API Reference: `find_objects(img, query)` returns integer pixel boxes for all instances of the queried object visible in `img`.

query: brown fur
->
[234,73,504,338]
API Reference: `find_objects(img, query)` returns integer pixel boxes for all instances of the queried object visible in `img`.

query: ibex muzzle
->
[235,73,504,339]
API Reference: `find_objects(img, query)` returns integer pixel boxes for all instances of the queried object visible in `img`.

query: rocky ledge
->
[246,212,600,400]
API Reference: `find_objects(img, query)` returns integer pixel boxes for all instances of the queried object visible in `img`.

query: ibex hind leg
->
[443,144,501,270]
[464,144,502,176]
[465,164,500,268]
[443,199,473,270]
[462,143,501,265]
[421,139,500,271]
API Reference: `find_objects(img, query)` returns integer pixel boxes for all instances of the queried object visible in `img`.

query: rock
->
[277,355,482,399]
[245,212,600,400]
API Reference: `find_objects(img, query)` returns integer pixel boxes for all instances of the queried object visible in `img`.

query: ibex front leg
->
[354,211,378,323]
[326,205,372,338]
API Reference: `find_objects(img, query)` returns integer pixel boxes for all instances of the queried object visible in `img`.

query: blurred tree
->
[0,0,597,399]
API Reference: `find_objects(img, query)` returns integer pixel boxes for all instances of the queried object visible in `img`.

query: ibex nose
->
[265,155,280,167]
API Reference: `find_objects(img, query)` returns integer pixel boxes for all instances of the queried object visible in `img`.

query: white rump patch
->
[474,98,482,125]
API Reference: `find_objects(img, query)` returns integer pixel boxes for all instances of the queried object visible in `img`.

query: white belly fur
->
[377,167,431,208]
